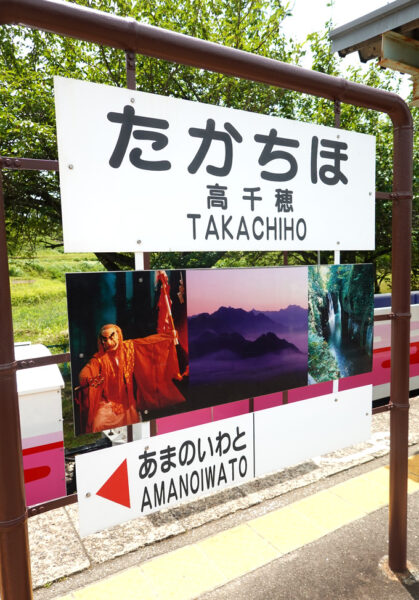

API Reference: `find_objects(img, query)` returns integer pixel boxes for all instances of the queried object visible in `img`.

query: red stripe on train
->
[22,441,64,456]
[378,342,419,369]
[24,466,51,484]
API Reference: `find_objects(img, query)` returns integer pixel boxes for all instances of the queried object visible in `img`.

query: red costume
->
[78,325,185,433]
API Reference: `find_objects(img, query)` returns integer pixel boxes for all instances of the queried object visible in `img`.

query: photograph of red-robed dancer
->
[67,270,188,435]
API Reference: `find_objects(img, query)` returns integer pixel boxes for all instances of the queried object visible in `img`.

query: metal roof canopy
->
[330,0,419,105]
[330,0,418,61]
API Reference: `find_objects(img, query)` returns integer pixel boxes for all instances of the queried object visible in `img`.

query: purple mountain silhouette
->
[188,305,307,339]
[252,305,308,331]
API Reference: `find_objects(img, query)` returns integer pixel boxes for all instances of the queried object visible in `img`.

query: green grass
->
[12,294,68,346]
[10,251,105,346]
[11,276,66,303]
[11,278,68,346]
[9,249,105,282]
[10,249,105,448]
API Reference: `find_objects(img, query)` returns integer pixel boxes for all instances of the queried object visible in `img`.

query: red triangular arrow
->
[96,458,131,508]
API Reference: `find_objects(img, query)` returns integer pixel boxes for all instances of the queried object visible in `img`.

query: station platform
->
[33,396,419,600]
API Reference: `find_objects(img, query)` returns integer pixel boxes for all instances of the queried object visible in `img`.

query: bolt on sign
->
[54,77,376,253]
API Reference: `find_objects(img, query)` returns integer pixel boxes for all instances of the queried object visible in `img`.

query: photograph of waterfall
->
[308,264,374,383]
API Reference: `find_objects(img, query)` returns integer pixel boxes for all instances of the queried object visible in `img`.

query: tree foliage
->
[1,0,417,287]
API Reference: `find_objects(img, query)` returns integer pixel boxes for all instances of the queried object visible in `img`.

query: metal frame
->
[0,0,413,597]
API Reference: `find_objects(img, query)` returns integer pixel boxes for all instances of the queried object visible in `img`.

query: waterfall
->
[327,293,335,331]
[327,292,341,344]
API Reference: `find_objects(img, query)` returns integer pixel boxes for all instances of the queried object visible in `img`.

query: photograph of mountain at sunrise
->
[186,267,309,407]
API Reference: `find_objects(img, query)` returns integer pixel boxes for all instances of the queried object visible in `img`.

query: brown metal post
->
[0,170,33,599]
[388,123,413,572]
[125,50,136,90]
[334,99,341,128]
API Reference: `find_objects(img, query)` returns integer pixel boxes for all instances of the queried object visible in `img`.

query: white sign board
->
[76,386,372,537]
[254,385,372,476]
[55,77,375,253]
[76,414,254,537]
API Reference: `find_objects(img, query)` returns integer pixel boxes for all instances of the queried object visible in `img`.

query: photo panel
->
[308,264,374,384]
[67,264,373,435]
[67,270,188,434]
[67,266,310,433]
[186,266,309,406]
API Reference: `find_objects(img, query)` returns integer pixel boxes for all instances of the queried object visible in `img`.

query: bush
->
[8,264,24,277]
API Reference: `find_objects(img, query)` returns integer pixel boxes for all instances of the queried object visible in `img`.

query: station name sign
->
[55,76,376,253]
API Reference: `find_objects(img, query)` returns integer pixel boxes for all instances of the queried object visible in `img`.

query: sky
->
[283,0,393,39]
[281,0,412,99]
[186,267,308,315]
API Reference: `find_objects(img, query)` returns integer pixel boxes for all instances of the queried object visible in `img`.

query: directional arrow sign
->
[96,458,131,508]
[76,414,254,537]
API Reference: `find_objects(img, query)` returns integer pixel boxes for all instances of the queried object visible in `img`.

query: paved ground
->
[31,397,419,600]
